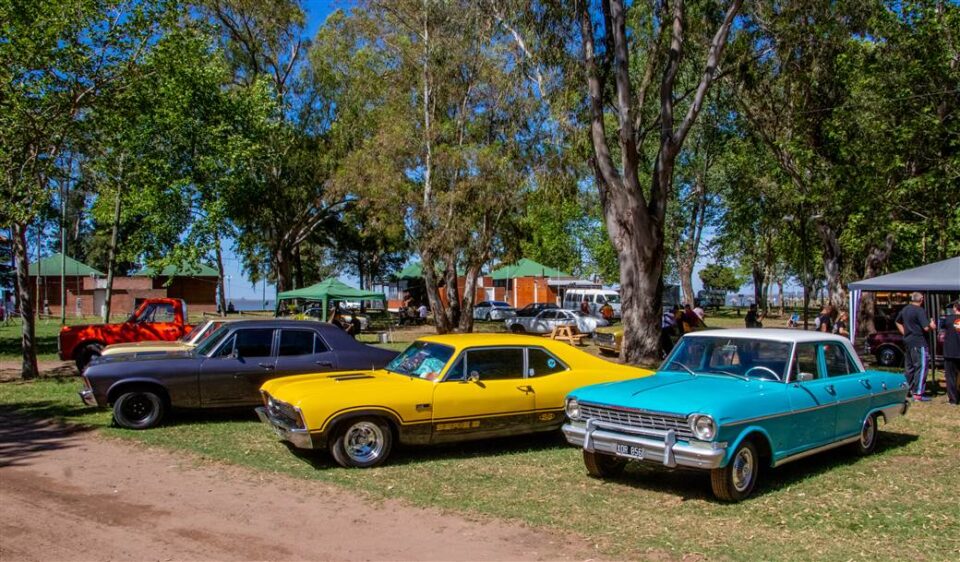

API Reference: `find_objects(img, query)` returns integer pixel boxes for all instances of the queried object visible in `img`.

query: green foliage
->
[699,263,742,292]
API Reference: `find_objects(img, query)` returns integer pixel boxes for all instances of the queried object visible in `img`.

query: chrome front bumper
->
[255,407,314,449]
[78,388,98,407]
[563,419,726,469]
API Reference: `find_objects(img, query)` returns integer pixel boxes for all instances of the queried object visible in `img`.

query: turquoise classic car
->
[562,329,910,501]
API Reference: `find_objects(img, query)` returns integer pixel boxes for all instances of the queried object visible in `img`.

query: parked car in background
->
[514,302,559,317]
[78,320,398,429]
[505,308,608,335]
[99,318,231,359]
[59,298,193,372]
[593,325,622,356]
[563,329,909,501]
[866,330,945,367]
[562,288,621,319]
[257,334,653,468]
[473,301,516,321]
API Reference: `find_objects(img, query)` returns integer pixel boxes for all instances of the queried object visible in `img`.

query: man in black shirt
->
[938,300,960,406]
[896,292,936,401]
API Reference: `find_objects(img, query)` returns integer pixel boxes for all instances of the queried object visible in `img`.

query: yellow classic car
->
[593,325,623,355]
[257,334,652,467]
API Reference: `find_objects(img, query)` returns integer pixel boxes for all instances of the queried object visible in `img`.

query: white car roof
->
[684,328,851,344]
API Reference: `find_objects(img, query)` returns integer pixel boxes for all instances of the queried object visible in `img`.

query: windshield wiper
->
[666,360,697,377]
[710,369,749,381]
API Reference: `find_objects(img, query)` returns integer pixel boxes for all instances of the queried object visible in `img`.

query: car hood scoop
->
[330,373,376,381]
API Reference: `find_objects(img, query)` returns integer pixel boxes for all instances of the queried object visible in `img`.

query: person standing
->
[744,304,763,328]
[833,310,850,338]
[938,300,960,406]
[896,292,936,401]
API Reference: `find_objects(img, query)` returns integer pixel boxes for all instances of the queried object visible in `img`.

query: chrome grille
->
[580,403,693,441]
[594,333,616,345]
[265,394,304,429]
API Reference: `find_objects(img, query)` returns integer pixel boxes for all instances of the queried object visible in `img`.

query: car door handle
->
[315,360,334,367]
[825,384,835,395]
[258,363,275,370]
[517,385,533,393]
[859,379,872,389]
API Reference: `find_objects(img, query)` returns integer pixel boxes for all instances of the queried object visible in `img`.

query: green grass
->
[2,376,958,561]
[0,319,68,361]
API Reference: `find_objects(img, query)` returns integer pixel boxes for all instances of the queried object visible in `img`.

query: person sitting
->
[833,310,850,338]
[787,311,800,328]
[418,303,429,324]
[580,298,591,315]
[681,304,706,333]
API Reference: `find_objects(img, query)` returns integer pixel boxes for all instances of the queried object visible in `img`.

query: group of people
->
[578,299,616,322]
[398,292,429,326]
[659,303,708,356]
[896,292,959,405]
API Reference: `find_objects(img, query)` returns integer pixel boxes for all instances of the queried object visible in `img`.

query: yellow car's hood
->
[101,340,193,355]
[261,369,435,430]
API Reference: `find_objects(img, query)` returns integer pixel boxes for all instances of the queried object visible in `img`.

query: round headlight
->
[689,414,716,441]
[565,398,581,421]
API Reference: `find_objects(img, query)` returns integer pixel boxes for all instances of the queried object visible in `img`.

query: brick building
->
[27,254,219,318]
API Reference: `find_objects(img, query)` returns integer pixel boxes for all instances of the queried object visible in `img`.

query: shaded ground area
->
[0,408,592,562]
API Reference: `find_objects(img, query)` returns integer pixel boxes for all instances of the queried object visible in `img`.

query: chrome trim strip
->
[578,401,687,420]
[773,436,860,467]
[726,391,907,427]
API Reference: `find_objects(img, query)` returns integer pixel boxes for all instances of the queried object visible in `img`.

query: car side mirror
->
[797,372,814,382]
[229,348,240,360]
[467,371,480,383]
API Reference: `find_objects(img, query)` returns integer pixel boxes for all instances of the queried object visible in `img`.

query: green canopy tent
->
[275,278,387,321]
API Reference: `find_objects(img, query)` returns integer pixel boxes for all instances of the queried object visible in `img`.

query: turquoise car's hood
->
[571,371,774,417]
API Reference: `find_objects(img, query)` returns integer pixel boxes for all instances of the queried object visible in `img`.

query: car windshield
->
[385,341,455,378]
[662,336,792,381]
[491,301,510,307]
[193,325,232,356]
[603,294,621,304]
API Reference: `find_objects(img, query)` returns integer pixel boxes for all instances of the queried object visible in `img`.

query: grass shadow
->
[581,429,919,503]
[0,403,97,468]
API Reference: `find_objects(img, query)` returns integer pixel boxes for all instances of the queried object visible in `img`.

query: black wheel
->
[112,389,165,429]
[877,347,902,368]
[330,417,393,468]
[509,324,526,333]
[851,413,880,456]
[710,440,759,502]
[75,343,103,372]
[583,450,626,478]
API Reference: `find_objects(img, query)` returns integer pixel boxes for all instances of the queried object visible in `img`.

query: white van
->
[562,288,621,319]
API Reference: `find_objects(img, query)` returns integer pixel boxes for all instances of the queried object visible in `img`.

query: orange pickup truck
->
[59,298,193,371]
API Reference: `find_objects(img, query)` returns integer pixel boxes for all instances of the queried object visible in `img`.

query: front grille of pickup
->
[594,333,615,345]
[580,403,694,441]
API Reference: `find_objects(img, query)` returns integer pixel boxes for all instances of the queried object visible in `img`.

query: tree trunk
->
[272,245,294,294]
[752,265,765,311]
[458,263,482,333]
[442,256,461,329]
[420,250,452,334]
[858,234,895,335]
[679,262,695,307]
[777,279,784,316]
[815,222,845,310]
[293,243,303,290]
[102,186,122,323]
[215,232,227,317]
[14,222,39,380]
[618,238,665,366]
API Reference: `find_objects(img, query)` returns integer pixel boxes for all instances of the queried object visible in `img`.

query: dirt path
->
[0,413,592,561]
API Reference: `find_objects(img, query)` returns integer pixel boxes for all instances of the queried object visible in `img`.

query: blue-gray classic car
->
[563,329,910,501]
[79,319,398,430]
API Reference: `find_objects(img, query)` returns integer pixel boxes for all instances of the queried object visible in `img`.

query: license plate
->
[615,443,644,459]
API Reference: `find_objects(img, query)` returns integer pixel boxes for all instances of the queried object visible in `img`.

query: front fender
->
[723,425,776,468]
[105,377,169,405]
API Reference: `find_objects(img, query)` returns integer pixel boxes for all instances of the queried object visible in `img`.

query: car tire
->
[112,389,165,429]
[76,343,103,372]
[851,413,880,456]
[710,440,759,502]
[876,347,902,368]
[583,450,626,478]
[330,417,393,468]
[510,324,526,333]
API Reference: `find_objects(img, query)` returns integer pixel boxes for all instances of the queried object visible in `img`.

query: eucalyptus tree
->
[0,0,175,377]
[576,0,743,363]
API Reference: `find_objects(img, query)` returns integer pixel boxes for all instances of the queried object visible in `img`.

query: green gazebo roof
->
[276,278,386,302]
[28,253,104,276]
[490,258,569,280]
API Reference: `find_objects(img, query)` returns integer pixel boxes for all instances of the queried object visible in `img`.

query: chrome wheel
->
[344,421,385,464]
[860,415,876,449]
[732,446,755,493]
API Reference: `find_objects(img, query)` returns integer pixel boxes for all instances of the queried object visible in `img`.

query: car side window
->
[540,310,558,320]
[233,329,274,358]
[527,348,567,377]
[139,303,175,323]
[279,330,315,356]
[464,348,524,380]
[215,334,236,358]
[793,343,820,380]
[823,344,856,377]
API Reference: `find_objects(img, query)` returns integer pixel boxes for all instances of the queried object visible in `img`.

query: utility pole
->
[60,178,67,325]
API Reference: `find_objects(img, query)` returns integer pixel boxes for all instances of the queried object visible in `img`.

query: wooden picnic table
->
[543,323,589,346]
